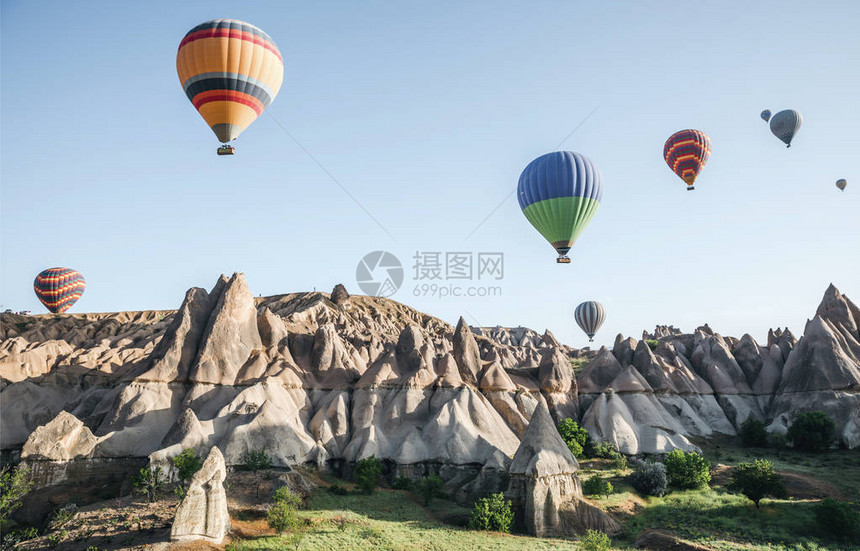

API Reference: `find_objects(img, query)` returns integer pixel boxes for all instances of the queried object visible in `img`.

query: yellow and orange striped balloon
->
[177,19,284,144]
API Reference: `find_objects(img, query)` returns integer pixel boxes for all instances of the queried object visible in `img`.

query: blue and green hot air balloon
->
[517,151,603,263]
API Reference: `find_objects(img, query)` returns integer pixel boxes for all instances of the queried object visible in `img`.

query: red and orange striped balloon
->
[663,129,711,190]
[177,19,284,144]
[34,268,86,313]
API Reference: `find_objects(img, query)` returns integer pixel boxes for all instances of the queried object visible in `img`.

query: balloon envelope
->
[34,268,86,313]
[575,301,605,341]
[177,19,284,143]
[517,151,603,261]
[769,109,802,147]
[663,130,711,189]
[836,179,847,191]
[760,109,771,122]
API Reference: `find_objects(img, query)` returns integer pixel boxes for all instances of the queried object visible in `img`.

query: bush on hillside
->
[814,498,860,542]
[727,459,787,508]
[738,417,769,448]
[558,418,591,458]
[582,474,613,497]
[664,449,711,489]
[238,449,273,472]
[392,476,413,491]
[354,456,383,494]
[415,475,445,505]
[787,411,835,452]
[0,465,33,523]
[581,529,611,551]
[468,493,513,533]
[629,461,668,497]
[172,448,203,498]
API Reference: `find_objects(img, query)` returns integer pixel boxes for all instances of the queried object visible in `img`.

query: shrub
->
[132,466,163,503]
[727,459,787,508]
[266,486,307,550]
[354,456,383,494]
[613,455,628,470]
[239,449,273,472]
[0,465,33,523]
[788,411,836,452]
[327,484,349,495]
[49,502,78,529]
[582,474,613,497]
[468,493,513,532]
[629,461,668,497]
[1,526,39,549]
[172,448,203,499]
[591,441,623,460]
[581,529,611,551]
[415,475,444,505]
[768,432,789,456]
[558,418,591,458]
[814,498,860,542]
[664,449,711,489]
[645,339,659,351]
[738,417,769,448]
[392,476,413,491]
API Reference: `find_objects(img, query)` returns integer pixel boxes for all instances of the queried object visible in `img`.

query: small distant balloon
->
[663,130,711,190]
[760,109,771,122]
[769,109,802,147]
[836,179,847,191]
[34,268,86,313]
[575,301,605,342]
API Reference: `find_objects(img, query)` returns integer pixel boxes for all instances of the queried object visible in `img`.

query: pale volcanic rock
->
[577,348,624,394]
[257,308,289,348]
[452,317,481,385]
[22,411,97,461]
[171,446,230,543]
[613,334,638,366]
[507,404,617,536]
[135,286,214,383]
[0,339,74,383]
[189,273,262,385]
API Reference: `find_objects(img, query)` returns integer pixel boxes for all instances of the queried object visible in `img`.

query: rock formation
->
[1,277,857,511]
[506,404,618,537]
[170,446,230,543]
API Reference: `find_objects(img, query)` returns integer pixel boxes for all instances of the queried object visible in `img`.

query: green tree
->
[629,461,668,497]
[581,529,611,551]
[468,493,513,533]
[0,465,33,524]
[787,411,836,452]
[557,418,591,458]
[172,448,203,499]
[415,475,444,506]
[239,449,273,472]
[582,474,613,497]
[664,449,711,489]
[768,432,789,457]
[266,486,307,550]
[354,456,383,495]
[727,459,787,508]
[738,417,769,448]
[132,465,163,503]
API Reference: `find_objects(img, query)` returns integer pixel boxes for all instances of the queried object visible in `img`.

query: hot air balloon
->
[517,151,603,263]
[836,179,847,191]
[760,109,772,122]
[663,130,711,191]
[34,268,86,313]
[769,109,802,147]
[575,301,605,342]
[177,19,284,155]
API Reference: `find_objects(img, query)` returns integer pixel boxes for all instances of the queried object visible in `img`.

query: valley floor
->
[10,443,860,551]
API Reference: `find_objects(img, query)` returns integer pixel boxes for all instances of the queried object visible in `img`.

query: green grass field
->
[226,443,860,551]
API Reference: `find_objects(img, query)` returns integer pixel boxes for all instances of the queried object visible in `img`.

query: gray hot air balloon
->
[575,301,605,342]
[769,109,803,147]
[836,179,847,191]
[760,109,772,122]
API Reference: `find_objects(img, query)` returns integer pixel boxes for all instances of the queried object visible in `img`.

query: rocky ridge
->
[2,278,858,475]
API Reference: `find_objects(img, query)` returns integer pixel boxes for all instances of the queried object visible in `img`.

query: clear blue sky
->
[2,1,858,348]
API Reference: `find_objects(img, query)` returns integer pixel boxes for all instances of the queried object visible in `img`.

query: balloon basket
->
[556,256,571,264]
[687,186,695,191]
[217,145,235,156]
